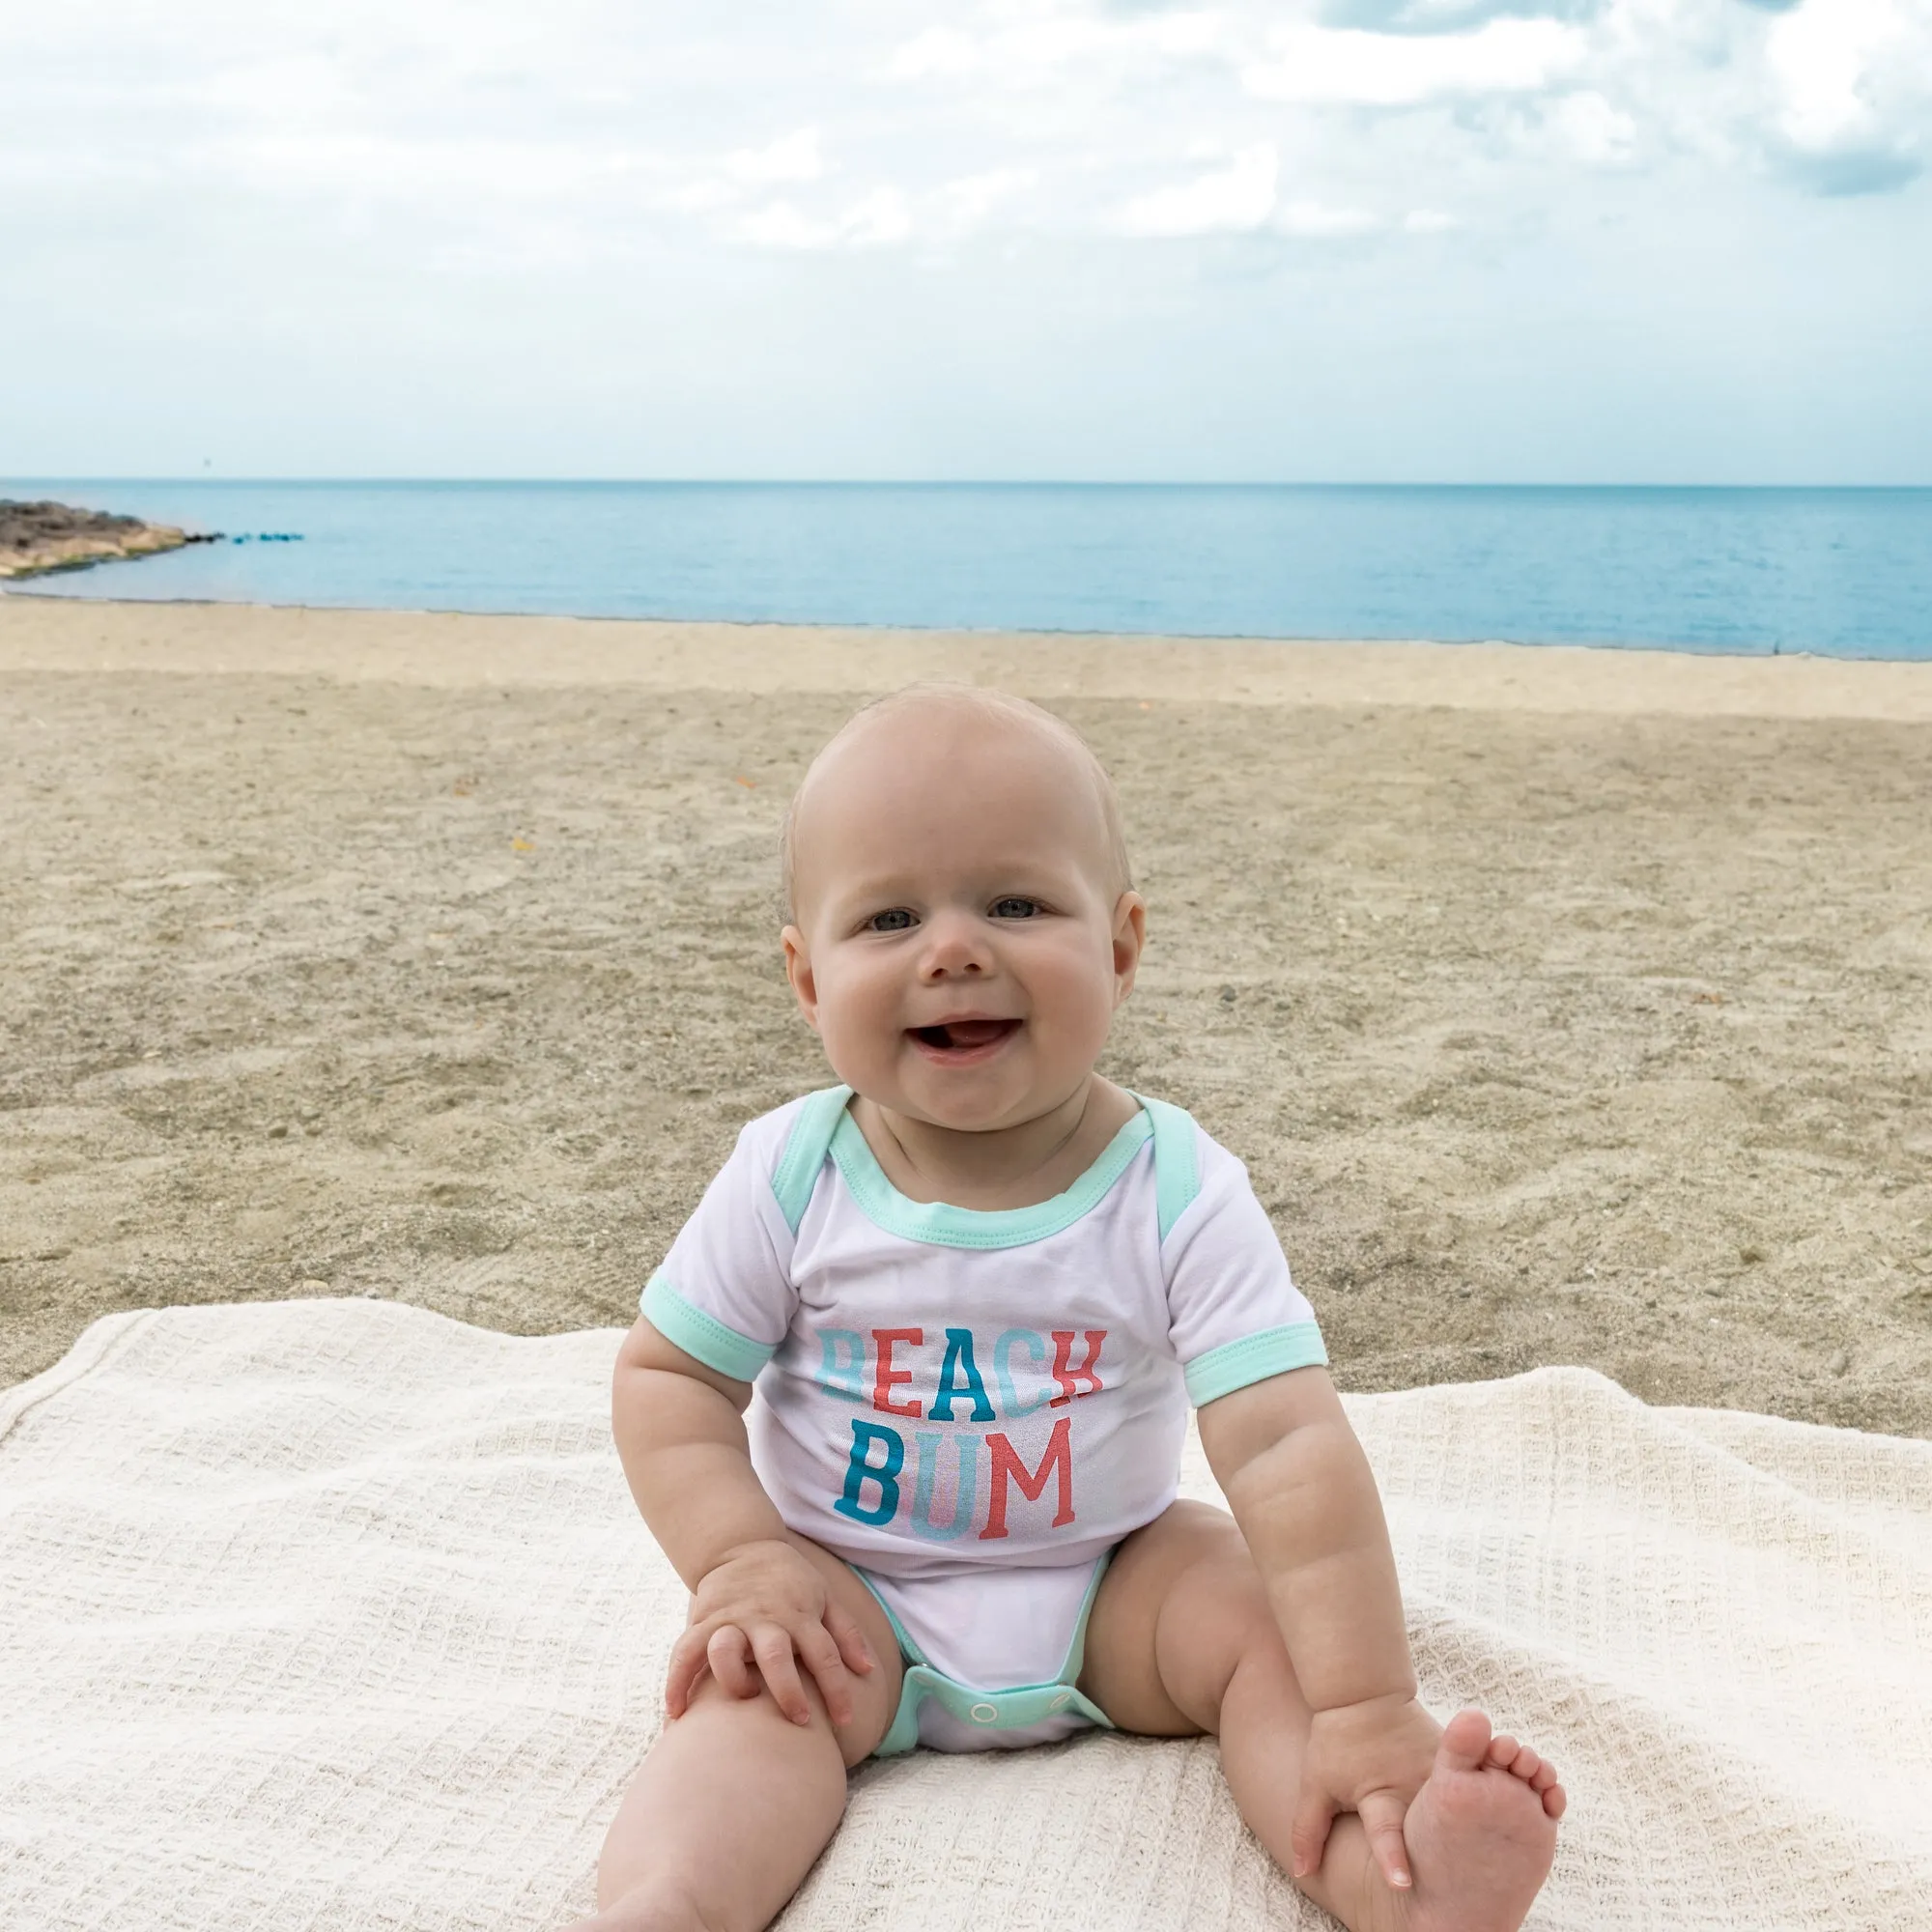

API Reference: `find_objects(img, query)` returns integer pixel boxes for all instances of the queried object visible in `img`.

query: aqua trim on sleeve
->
[830,1108,1152,1250]
[1183,1321,1328,1407]
[770,1085,855,1233]
[639,1274,778,1383]
[1134,1094,1202,1240]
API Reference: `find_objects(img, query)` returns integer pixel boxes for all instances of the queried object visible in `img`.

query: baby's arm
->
[611,1317,874,1725]
[1199,1366,1436,1891]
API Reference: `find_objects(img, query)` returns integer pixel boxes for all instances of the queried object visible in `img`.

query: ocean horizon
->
[6,479,1929,661]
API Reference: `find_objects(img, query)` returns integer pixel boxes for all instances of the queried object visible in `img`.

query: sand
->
[3,596,1929,1435]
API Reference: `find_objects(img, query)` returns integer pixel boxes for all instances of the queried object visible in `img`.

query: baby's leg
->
[1081,1502,1562,1932]
[570,1543,903,1932]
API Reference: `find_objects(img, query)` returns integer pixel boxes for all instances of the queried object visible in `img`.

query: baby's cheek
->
[815,993,904,1087]
[814,965,884,1037]
[1042,959,1122,1048]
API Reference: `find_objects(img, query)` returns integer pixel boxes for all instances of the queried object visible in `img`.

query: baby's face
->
[783,704,1142,1134]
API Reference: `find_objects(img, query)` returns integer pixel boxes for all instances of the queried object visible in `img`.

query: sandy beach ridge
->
[4,594,1929,718]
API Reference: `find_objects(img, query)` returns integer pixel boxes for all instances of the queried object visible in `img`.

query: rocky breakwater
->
[0,498,216,580]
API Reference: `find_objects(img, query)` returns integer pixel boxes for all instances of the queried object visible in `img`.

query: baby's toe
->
[1486,1733,1520,1769]
[1528,1759,1560,1795]
[1436,1709,1496,1773]
[1506,1744,1542,1780]
[1541,1780,1568,1820]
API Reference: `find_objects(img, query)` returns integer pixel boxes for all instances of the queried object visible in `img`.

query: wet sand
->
[4,597,1928,1433]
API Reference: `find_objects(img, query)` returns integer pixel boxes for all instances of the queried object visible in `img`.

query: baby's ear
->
[781,924,821,1028]
[1110,891,1147,996]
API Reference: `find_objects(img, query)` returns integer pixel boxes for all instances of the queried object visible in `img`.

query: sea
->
[6,480,1930,660]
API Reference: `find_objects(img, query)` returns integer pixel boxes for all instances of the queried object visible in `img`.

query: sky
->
[3,0,1929,482]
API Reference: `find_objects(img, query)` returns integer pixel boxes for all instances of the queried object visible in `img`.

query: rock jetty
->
[0,499,212,580]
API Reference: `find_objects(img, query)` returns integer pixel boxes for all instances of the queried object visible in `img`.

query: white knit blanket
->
[2,1302,1927,1931]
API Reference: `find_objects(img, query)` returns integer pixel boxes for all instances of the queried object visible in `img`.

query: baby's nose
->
[918,914,990,975]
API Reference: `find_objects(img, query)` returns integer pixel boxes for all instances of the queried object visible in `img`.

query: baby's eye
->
[989,896,1040,920]
[867,907,918,933]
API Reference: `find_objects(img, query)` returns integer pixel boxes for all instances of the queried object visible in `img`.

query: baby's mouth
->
[908,1017,1022,1060]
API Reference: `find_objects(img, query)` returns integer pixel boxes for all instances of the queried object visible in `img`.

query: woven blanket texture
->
[2,1299,1928,1932]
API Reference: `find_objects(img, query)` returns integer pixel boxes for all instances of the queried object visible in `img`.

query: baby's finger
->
[1357,1790,1413,1892]
[824,1595,876,1676]
[798,1622,855,1727]
[1289,1787,1338,1882]
[707,1623,756,1701]
[663,1626,712,1719]
[752,1623,813,1726]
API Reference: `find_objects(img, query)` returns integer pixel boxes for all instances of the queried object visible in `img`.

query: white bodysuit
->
[641,1085,1325,1751]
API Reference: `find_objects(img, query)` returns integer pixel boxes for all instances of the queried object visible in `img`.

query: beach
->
[3,596,1928,1435]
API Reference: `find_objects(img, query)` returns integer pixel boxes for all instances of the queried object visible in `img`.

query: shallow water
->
[8,479,1930,659]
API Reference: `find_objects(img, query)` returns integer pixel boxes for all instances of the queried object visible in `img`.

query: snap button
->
[1049,1692,1070,1712]
[970,1702,998,1724]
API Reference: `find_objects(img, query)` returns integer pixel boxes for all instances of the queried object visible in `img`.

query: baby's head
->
[781,685,1144,1134]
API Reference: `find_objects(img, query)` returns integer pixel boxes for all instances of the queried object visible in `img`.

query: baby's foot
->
[1381,1710,1564,1932]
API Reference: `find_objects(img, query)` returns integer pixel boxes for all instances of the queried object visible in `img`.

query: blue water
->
[6,480,1929,659]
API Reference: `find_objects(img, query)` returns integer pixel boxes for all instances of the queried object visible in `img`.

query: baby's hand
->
[1292,1691,1442,1890]
[665,1538,876,1728]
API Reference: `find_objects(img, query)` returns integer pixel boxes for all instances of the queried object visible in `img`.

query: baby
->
[577,685,1564,1932]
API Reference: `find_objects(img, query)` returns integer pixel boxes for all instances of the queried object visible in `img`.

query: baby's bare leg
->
[579,1679,860,1932]
[570,1547,902,1932]
[1082,1502,1562,1932]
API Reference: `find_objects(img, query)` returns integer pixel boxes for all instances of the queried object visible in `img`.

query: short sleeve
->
[639,1114,801,1383]
[1163,1128,1326,1406]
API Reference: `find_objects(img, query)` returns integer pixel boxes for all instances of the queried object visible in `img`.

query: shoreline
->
[11,582,1923,667]
[3,595,1929,719]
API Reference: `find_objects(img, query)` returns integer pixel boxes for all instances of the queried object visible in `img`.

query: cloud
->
[1314,0,1608,34]
[1762,0,1929,195]
[881,28,981,83]
[4,0,1928,485]
[1780,145,1922,192]
[1545,89,1638,166]
[730,171,1038,251]
[1118,142,1279,235]
[186,128,656,211]
[1117,144,1385,240]
[724,128,825,186]
[1243,18,1588,106]
[1,0,1926,311]
[841,187,915,246]
[1277,198,1380,235]
[734,201,827,249]
[879,8,1229,89]
[737,186,914,250]
[938,168,1038,227]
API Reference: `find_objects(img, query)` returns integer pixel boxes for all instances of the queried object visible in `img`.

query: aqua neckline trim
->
[773,1086,857,1233]
[829,1105,1155,1250]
